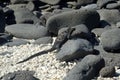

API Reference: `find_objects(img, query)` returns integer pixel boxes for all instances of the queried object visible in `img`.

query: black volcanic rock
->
[99,66,115,77]
[97,0,116,8]
[47,8,100,34]
[77,0,96,7]
[56,39,94,61]
[63,55,105,80]
[58,24,89,39]
[5,24,48,39]
[33,37,53,45]
[101,28,120,52]
[95,44,120,67]
[97,9,120,25]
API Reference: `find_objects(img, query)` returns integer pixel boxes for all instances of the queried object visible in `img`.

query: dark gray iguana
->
[17,27,75,64]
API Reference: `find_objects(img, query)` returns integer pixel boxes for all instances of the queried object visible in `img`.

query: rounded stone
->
[5,24,48,39]
[47,8,100,34]
[0,70,39,80]
[33,37,53,45]
[56,39,94,61]
[99,66,115,77]
[58,24,90,39]
[106,3,120,9]
[4,39,29,47]
[94,43,120,67]
[63,55,105,80]
[97,0,116,8]
[97,9,120,25]
[91,28,110,37]
[101,28,120,52]
[77,0,96,6]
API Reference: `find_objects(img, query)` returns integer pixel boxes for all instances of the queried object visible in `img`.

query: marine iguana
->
[17,27,75,64]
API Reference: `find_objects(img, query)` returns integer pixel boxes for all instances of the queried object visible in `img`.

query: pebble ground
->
[0,39,120,80]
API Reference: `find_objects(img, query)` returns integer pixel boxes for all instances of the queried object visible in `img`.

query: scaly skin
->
[17,27,75,64]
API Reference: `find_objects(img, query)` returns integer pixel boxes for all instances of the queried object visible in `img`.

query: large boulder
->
[63,55,105,80]
[47,8,100,34]
[5,24,48,39]
[100,28,120,52]
[56,39,94,61]
[94,43,120,67]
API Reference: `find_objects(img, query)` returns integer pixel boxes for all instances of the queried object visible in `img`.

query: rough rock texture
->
[99,66,115,77]
[97,9,120,25]
[58,24,90,39]
[100,28,120,52]
[63,55,105,80]
[47,8,100,34]
[94,44,120,67]
[5,24,48,39]
[0,70,39,80]
[56,39,94,61]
